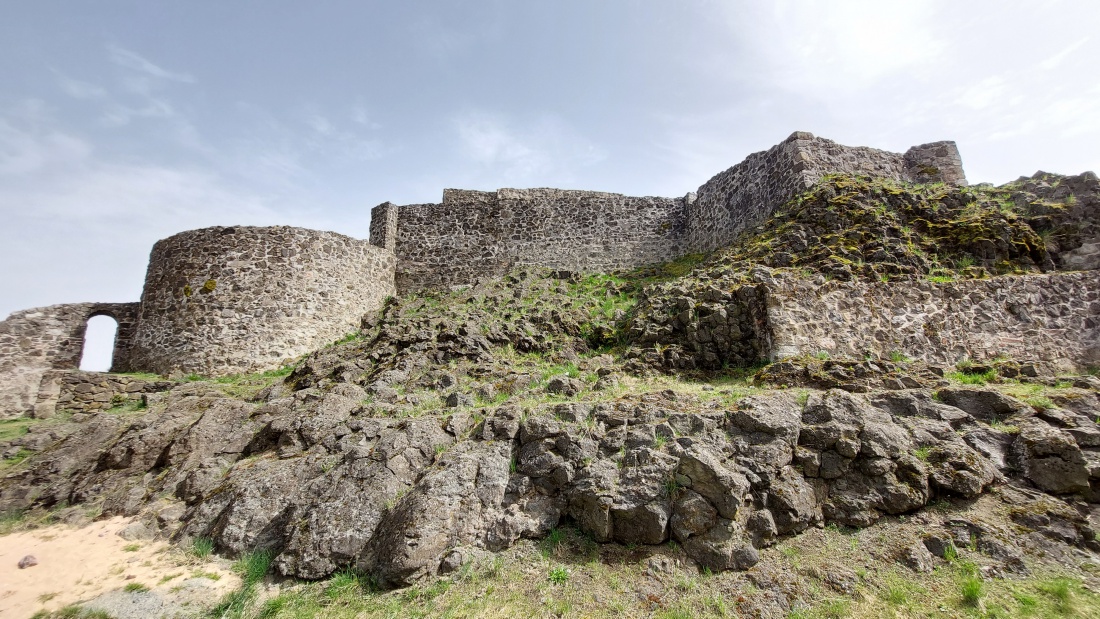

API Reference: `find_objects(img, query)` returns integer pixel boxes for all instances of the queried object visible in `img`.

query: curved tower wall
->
[129,226,395,376]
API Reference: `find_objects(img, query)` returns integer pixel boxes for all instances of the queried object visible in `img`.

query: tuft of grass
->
[122,543,141,552]
[948,368,998,385]
[1026,395,1055,412]
[210,549,274,619]
[123,582,150,593]
[960,575,984,607]
[190,536,214,559]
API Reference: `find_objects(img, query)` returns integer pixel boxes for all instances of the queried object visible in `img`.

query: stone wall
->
[128,226,396,376]
[382,188,688,293]
[765,271,1100,370]
[34,370,175,417]
[379,132,965,293]
[685,132,967,253]
[0,302,140,419]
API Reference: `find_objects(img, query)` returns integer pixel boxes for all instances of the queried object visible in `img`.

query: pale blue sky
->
[2,1,1099,369]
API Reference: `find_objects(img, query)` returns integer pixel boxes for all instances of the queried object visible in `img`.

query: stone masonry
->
[374,188,688,293]
[765,270,1100,370]
[4,130,1085,422]
[376,132,966,293]
[0,303,138,419]
[128,226,396,377]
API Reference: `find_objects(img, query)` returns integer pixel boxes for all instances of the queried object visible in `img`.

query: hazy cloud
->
[107,44,195,83]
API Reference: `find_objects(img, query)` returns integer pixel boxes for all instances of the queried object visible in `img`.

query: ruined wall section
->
[686,132,967,253]
[0,302,139,419]
[129,226,396,376]
[386,189,687,293]
[765,271,1100,370]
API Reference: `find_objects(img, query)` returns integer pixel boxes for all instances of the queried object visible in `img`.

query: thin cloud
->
[55,73,107,100]
[453,111,606,184]
[1038,37,1090,70]
[107,44,195,83]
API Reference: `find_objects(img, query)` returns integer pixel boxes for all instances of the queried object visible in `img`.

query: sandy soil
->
[0,517,239,619]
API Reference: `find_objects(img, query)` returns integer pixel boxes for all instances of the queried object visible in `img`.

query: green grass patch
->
[189,536,214,559]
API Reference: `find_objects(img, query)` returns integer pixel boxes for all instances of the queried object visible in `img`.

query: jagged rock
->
[897,540,935,572]
[936,388,1032,423]
[545,375,584,396]
[359,441,511,588]
[1013,420,1092,494]
[675,448,749,520]
[922,534,956,558]
[670,490,717,542]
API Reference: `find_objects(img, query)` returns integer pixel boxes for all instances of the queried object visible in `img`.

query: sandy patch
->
[0,516,239,619]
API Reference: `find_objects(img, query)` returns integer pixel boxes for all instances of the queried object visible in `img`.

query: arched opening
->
[80,315,118,372]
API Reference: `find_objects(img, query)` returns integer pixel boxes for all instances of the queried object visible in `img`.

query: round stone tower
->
[129,226,395,376]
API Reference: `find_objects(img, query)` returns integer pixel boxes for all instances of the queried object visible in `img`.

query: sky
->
[2,0,1099,370]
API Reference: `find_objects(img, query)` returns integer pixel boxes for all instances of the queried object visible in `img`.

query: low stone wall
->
[765,271,1100,370]
[129,226,397,376]
[33,370,175,417]
[0,302,140,419]
[381,188,688,293]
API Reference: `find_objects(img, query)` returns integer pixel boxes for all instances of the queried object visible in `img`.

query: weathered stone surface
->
[0,304,139,419]
[1013,420,1092,494]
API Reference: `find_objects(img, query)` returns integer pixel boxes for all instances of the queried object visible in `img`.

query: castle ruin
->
[9,130,1092,421]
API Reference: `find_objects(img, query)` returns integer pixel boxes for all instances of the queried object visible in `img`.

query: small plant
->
[1026,395,1055,412]
[943,543,959,563]
[815,350,830,361]
[122,543,141,552]
[796,390,810,407]
[913,446,932,462]
[663,476,682,498]
[548,565,569,584]
[190,536,214,559]
[124,582,150,593]
[960,575,983,607]
[889,350,911,364]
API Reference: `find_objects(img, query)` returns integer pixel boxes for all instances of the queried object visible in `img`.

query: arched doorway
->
[80,314,118,372]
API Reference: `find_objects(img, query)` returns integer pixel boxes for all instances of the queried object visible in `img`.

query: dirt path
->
[0,517,238,619]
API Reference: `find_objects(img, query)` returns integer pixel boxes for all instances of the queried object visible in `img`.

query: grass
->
[190,536,214,559]
[123,582,150,593]
[0,417,36,441]
[960,575,984,607]
[547,565,569,584]
[948,368,998,385]
[30,607,114,619]
[122,543,141,552]
[1026,395,1056,412]
[209,549,274,619]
